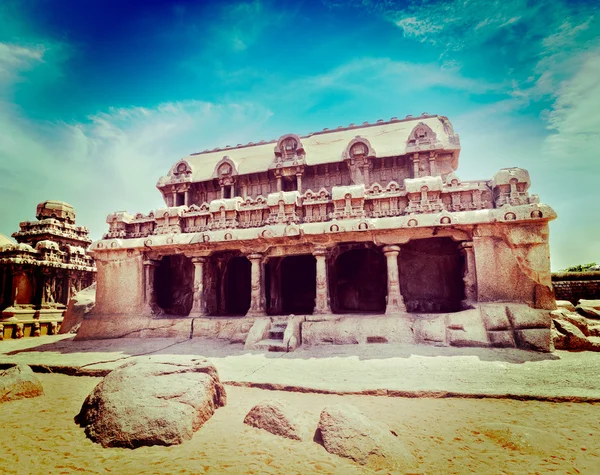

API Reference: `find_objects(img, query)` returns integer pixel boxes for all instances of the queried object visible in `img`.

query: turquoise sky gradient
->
[0,0,599,270]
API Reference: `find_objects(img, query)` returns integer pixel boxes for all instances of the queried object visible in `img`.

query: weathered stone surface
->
[487,330,516,348]
[75,356,226,448]
[576,305,600,319]
[553,320,592,351]
[303,317,414,346]
[578,299,600,311]
[514,328,552,352]
[506,305,552,329]
[480,304,511,331]
[59,283,96,334]
[283,315,305,351]
[555,300,576,312]
[244,400,304,441]
[316,404,416,470]
[446,309,489,347]
[551,309,590,336]
[0,364,44,403]
[244,318,271,349]
[413,316,446,345]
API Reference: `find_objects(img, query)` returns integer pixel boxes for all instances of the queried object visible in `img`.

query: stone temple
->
[77,114,557,351]
[0,201,96,338]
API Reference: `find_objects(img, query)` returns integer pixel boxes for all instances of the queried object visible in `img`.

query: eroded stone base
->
[76,304,553,352]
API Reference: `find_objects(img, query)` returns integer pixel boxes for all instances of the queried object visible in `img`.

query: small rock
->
[0,364,44,403]
[316,404,416,470]
[244,400,304,440]
[75,356,226,448]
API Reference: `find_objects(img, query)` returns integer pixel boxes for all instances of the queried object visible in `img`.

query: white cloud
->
[0,43,44,83]
[0,100,274,242]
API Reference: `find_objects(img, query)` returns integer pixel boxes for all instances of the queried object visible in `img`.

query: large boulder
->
[555,300,576,312]
[578,299,600,311]
[316,404,415,470]
[0,364,44,403]
[59,283,96,334]
[244,400,304,440]
[75,356,226,448]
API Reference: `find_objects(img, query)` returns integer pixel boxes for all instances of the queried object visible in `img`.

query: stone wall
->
[552,272,600,304]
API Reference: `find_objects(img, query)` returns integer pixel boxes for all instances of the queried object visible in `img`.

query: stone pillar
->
[142,259,160,314]
[460,241,477,307]
[296,173,302,194]
[313,247,331,315]
[363,163,370,187]
[171,188,177,207]
[189,257,208,317]
[412,153,420,178]
[246,253,266,317]
[184,186,190,206]
[383,245,406,314]
[276,176,282,192]
[429,152,437,176]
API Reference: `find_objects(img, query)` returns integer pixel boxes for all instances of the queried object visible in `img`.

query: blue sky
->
[0,0,599,270]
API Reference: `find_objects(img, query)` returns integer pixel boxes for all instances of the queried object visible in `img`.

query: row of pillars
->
[142,244,438,318]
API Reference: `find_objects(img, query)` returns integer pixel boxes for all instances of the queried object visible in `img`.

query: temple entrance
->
[281,255,316,315]
[154,255,194,316]
[223,256,251,315]
[266,255,316,315]
[332,247,386,313]
[399,237,464,312]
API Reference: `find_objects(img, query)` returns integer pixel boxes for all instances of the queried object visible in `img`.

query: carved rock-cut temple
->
[78,114,558,351]
[0,201,96,339]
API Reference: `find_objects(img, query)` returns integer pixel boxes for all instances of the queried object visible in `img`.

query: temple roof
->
[0,234,14,248]
[159,114,460,185]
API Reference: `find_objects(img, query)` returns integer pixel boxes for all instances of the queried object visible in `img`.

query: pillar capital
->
[382,244,401,254]
[312,246,330,257]
[459,241,474,250]
[247,252,264,261]
[191,256,207,264]
[143,259,160,267]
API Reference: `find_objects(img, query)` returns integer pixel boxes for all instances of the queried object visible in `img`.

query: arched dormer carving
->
[343,136,375,186]
[407,122,437,147]
[170,160,193,181]
[274,134,305,163]
[342,136,376,162]
[212,156,238,180]
[212,156,239,199]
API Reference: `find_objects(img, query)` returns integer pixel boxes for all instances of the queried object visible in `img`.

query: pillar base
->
[246,310,267,318]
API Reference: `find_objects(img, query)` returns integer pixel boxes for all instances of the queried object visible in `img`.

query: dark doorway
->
[224,256,251,315]
[280,255,316,315]
[399,237,464,312]
[155,255,194,316]
[333,248,386,313]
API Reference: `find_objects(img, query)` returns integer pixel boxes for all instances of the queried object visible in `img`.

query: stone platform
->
[0,334,599,401]
[74,304,554,352]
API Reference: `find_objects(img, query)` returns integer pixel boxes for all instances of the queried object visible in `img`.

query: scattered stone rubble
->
[243,399,305,440]
[552,299,600,351]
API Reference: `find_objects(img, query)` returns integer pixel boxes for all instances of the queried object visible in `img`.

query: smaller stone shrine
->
[0,201,96,339]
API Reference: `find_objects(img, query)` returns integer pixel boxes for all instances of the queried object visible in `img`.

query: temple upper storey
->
[103,114,551,240]
[155,114,460,207]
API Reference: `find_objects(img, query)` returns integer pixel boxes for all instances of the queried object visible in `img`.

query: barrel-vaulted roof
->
[158,114,460,186]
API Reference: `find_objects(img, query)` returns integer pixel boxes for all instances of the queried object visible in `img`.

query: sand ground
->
[0,373,598,475]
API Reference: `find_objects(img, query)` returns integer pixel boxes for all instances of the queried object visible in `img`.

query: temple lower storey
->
[78,114,558,351]
[1,201,96,339]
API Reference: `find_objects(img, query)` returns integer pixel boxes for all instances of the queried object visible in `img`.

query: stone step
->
[269,330,285,340]
[270,322,288,331]
[254,339,288,352]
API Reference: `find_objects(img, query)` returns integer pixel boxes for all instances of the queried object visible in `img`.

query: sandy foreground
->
[0,374,598,475]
